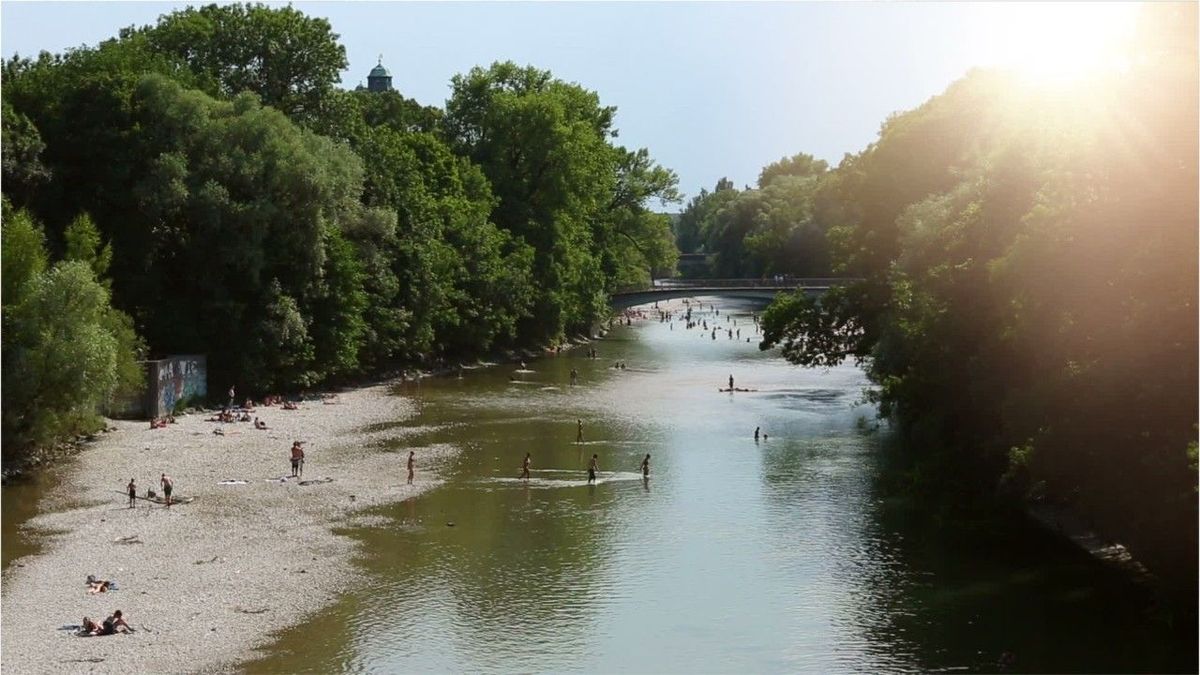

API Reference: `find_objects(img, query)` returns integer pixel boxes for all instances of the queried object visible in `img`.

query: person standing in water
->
[127,478,137,508]
[407,451,415,485]
[521,452,532,480]
[587,454,599,484]
[577,419,584,443]
[570,368,579,386]
[755,426,760,442]
[729,374,735,390]
[640,454,650,478]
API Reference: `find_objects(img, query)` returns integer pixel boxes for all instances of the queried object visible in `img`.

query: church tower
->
[367,56,393,93]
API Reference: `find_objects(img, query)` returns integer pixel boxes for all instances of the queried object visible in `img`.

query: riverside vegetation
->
[2,0,1194,602]
[1,3,679,464]
[737,5,1194,591]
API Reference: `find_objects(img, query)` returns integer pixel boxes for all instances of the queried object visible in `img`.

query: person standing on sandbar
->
[290,441,305,478]
[160,473,173,508]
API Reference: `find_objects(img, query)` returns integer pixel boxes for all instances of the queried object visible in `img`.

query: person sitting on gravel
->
[150,418,168,429]
[99,610,132,635]
[80,616,103,636]
[238,412,252,422]
[254,417,268,430]
[282,400,299,410]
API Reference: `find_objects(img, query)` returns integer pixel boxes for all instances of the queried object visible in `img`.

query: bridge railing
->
[612,277,860,294]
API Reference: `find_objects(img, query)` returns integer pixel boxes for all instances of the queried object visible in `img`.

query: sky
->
[0,1,1141,201]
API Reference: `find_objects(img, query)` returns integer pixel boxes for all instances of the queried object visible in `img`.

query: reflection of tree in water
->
[757,432,1196,674]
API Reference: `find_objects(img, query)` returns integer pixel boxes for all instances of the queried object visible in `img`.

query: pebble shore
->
[1,383,451,674]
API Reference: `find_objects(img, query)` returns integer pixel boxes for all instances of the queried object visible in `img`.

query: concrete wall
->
[146,355,207,419]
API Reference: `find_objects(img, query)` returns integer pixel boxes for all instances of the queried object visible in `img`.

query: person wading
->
[521,452,532,480]
[407,451,416,485]
[587,454,599,484]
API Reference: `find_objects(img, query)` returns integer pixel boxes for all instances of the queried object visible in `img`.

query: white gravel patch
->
[1,383,454,674]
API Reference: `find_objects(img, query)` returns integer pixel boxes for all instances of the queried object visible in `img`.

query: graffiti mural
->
[148,355,207,418]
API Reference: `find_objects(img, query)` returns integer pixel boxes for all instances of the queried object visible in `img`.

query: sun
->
[987,2,1139,87]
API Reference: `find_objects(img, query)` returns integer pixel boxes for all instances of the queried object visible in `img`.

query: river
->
[6,297,1191,672]
[244,297,1194,673]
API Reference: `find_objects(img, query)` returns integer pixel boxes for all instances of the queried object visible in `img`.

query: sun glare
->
[984,3,1139,87]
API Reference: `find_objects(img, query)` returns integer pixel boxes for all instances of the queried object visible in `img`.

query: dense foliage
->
[1,204,145,460]
[1,3,679,458]
[672,155,837,278]
[758,5,1198,583]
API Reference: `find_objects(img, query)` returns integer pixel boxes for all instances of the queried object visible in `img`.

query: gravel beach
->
[1,383,451,674]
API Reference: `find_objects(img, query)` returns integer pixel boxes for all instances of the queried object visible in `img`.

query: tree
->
[757,152,828,188]
[444,61,676,341]
[1,99,51,205]
[2,208,144,458]
[128,3,347,122]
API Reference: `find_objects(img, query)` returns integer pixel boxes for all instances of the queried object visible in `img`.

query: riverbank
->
[0,382,451,674]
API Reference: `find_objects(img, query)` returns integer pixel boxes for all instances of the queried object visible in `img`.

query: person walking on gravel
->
[160,473,173,508]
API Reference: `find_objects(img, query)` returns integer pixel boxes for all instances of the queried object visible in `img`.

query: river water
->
[13,297,1191,672]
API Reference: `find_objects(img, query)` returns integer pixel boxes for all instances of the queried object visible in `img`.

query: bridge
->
[609,278,854,310]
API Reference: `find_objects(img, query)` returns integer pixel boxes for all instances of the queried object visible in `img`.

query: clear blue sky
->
[0,1,1138,201]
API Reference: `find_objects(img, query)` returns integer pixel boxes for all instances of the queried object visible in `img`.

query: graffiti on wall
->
[151,355,207,418]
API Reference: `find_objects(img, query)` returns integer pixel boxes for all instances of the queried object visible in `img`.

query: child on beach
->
[290,442,305,478]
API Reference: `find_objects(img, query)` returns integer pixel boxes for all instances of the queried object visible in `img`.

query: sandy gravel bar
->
[1,383,453,673]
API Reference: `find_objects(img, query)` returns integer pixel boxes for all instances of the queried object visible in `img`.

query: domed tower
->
[367,56,393,93]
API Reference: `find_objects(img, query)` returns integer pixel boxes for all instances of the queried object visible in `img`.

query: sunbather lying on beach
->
[282,401,299,410]
[78,611,131,636]
[85,575,112,594]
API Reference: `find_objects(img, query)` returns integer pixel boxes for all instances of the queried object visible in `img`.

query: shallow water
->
[162,299,1197,672]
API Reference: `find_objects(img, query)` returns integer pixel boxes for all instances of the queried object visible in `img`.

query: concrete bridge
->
[609,278,853,310]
